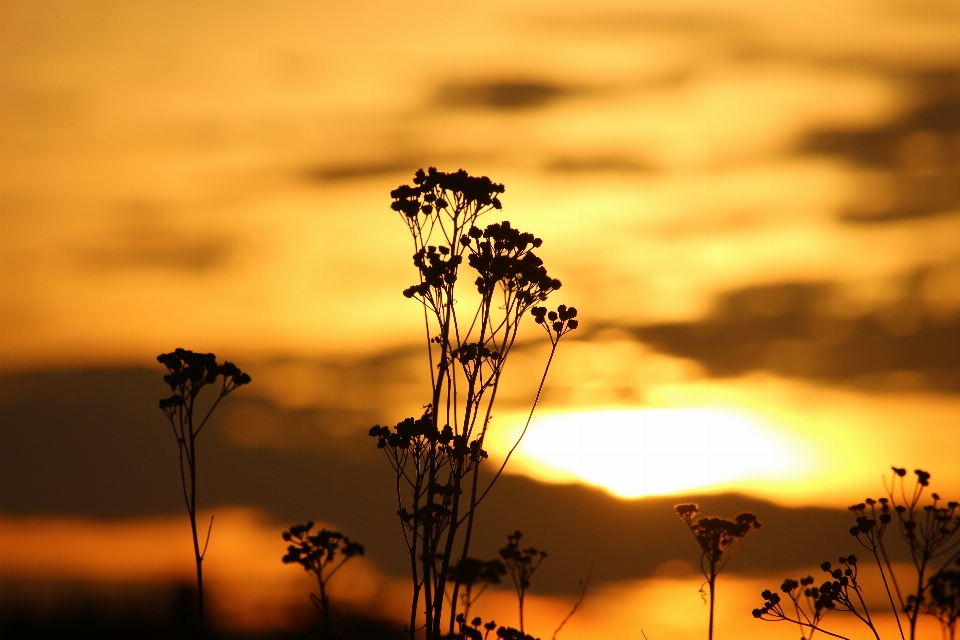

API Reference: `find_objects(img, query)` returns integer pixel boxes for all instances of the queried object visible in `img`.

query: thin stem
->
[473,342,557,511]
[872,546,906,640]
[707,573,716,640]
[201,515,214,559]
[775,617,852,640]
[879,534,906,613]
[552,565,591,640]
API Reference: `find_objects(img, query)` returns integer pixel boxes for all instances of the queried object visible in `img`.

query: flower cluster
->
[924,563,960,632]
[499,531,547,593]
[754,467,960,640]
[369,411,488,542]
[369,413,488,466]
[531,304,578,345]
[281,521,364,636]
[157,348,250,417]
[493,627,540,640]
[390,167,504,219]
[499,531,547,634]
[403,244,463,300]
[281,521,364,575]
[676,503,761,639]
[450,558,507,587]
[675,504,761,568]
[462,222,559,305]
[454,614,499,640]
[453,615,540,640]
[753,555,872,631]
[846,498,893,564]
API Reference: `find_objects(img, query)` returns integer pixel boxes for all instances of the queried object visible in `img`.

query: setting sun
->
[494,408,802,499]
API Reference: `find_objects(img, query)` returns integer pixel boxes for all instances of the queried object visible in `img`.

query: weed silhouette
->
[446,530,587,640]
[754,467,960,640]
[157,348,250,635]
[925,563,960,639]
[369,168,578,639]
[885,468,960,639]
[754,555,883,640]
[453,615,539,640]
[448,557,506,625]
[675,503,761,640]
[499,531,547,634]
[281,522,365,638]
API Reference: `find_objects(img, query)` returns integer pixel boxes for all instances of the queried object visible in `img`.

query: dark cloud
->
[627,279,960,393]
[0,366,921,594]
[435,80,574,111]
[544,155,658,175]
[302,160,418,183]
[797,72,960,223]
[77,204,235,273]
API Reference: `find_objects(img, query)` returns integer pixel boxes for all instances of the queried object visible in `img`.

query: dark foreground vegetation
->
[0,580,397,640]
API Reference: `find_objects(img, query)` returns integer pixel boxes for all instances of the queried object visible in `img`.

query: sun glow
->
[495,408,802,499]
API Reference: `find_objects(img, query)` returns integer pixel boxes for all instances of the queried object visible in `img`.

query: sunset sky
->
[2,1,960,638]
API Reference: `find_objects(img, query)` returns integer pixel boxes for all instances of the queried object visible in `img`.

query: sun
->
[489,407,803,499]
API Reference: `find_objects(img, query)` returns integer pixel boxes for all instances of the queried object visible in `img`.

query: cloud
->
[797,72,960,223]
[302,161,419,183]
[76,203,235,273]
[543,156,659,175]
[435,80,575,111]
[625,278,960,393]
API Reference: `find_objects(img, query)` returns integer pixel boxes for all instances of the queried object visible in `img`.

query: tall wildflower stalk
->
[369,168,578,639]
[676,503,761,640]
[157,349,250,635]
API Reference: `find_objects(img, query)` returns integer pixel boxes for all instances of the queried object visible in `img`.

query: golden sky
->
[2,1,960,637]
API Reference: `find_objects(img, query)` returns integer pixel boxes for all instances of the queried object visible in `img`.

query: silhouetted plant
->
[281,521,365,638]
[884,468,960,639]
[448,557,506,624]
[157,348,251,635]
[924,560,960,640]
[754,555,882,640]
[752,574,833,639]
[448,532,587,640]
[453,615,539,640]
[754,468,960,640]
[370,167,578,640]
[675,503,761,640]
[499,531,547,634]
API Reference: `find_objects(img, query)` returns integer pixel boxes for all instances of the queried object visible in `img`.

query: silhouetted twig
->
[552,564,591,640]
